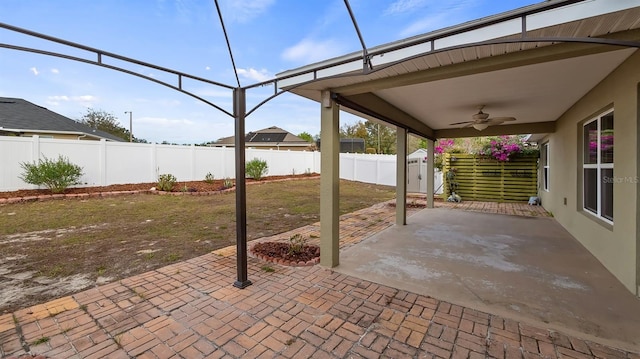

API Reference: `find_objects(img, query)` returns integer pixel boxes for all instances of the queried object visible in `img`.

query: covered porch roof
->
[275,0,640,139]
[269,0,640,284]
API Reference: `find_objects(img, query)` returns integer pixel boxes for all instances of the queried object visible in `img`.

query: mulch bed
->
[0,174,319,201]
[250,242,320,266]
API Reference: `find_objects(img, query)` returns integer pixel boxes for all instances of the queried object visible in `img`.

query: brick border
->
[0,175,320,204]
[248,242,320,267]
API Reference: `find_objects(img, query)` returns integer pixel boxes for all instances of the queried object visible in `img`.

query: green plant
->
[446,167,459,194]
[165,253,181,262]
[223,177,234,188]
[287,233,308,256]
[19,155,84,194]
[157,173,177,191]
[96,265,106,276]
[204,172,215,183]
[246,158,269,180]
[31,336,50,345]
[261,265,275,272]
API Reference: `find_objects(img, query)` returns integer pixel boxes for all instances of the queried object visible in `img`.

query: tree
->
[408,134,427,153]
[364,121,396,154]
[79,108,145,142]
[340,121,368,139]
[297,132,314,143]
[339,120,397,154]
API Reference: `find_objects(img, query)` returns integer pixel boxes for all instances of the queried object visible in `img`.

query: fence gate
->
[443,153,538,202]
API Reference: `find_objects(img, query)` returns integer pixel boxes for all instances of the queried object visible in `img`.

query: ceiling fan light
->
[472,123,489,131]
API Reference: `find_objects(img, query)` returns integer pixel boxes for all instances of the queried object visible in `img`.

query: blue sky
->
[0,0,539,144]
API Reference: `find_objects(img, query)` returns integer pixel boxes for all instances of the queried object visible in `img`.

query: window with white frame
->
[541,142,549,191]
[582,110,613,222]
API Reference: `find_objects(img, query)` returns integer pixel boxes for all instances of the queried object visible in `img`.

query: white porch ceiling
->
[374,48,636,131]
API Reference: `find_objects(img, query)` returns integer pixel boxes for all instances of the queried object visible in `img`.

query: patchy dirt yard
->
[0,176,396,314]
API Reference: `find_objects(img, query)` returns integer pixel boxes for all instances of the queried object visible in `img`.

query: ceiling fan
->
[450,105,516,131]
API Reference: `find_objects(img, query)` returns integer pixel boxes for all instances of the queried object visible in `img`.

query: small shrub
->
[157,174,177,191]
[288,233,308,256]
[246,158,268,180]
[261,265,275,273]
[223,177,234,189]
[19,155,84,194]
[204,172,215,183]
[31,336,50,346]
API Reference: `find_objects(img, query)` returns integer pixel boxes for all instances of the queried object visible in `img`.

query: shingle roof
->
[215,126,309,146]
[0,97,124,141]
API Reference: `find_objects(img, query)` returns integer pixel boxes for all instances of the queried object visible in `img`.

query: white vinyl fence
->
[0,136,441,192]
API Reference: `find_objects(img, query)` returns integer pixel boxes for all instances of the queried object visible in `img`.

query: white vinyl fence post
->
[376,156,381,185]
[99,139,107,185]
[191,144,196,181]
[151,142,158,181]
[32,135,40,163]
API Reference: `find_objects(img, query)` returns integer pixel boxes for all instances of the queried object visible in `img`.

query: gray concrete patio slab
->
[335,208,640,352]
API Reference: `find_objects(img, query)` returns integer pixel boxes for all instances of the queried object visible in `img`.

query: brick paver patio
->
[2,201,637,358]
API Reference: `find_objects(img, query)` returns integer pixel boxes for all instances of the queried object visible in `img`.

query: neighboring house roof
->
[213,126,311,148]
[0,97,124,141]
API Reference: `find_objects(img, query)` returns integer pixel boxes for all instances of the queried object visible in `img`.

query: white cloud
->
[48,95,70,102]
[223,0,275,23]
[205,66,211,71]
[282,39,347,64]
[30,67,39,76]
[51,68,60,74]
[46,95,97,107]
[385,0,428,15]
[76,95,96,102]
[236,68,271,82]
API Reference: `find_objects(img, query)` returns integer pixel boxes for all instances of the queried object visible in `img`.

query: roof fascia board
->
[526,0,640,31]
[1,128,83,136]
[334,33,639,96]
[335,93,435,140]
[1,128,111,140]
[435,121,556,138]
[276,0,639,89]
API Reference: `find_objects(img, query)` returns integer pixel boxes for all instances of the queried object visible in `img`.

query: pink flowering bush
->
[435,139,455,154]
[477,136,522,161]
[434,138,460,170]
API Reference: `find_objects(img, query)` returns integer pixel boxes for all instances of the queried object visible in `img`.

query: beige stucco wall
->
[539,50,639,295]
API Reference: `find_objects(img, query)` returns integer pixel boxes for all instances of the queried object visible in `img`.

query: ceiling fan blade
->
[488,117,516,122]
[486,117,515,125]
[449,120,474,125]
